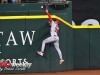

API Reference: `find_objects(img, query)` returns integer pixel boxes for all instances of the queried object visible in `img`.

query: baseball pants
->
[41,36,63,59]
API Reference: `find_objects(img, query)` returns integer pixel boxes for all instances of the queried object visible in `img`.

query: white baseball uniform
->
[41,21,63,59]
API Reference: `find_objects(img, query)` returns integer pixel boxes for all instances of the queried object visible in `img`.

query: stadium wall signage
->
[0,31,36,46]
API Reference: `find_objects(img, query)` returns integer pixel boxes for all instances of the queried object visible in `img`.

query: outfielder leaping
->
[37,7,64,64]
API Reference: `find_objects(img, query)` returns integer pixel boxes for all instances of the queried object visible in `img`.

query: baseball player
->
[37,7,64,64]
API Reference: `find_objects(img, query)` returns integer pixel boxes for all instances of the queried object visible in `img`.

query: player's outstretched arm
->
[45,9,53,23]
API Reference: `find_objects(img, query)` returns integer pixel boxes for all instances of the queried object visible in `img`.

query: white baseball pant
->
[41,36,63,59]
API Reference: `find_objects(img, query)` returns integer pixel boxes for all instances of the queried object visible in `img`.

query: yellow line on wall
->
[0,15,100,29]
[72,26,100,29]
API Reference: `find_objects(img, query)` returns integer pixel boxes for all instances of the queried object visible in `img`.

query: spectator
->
[11,0,16,3]
[11,0,21,3]
[1,0,8,4]
[16,0,21,3]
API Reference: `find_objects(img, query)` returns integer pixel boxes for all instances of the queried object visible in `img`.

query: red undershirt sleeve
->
[46,11,53,22]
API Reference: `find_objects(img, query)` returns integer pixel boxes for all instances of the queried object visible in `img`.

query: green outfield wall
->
[73,29,100,70]
[0,2,100,74]
[0,2,73,73]
[0,13,72,73]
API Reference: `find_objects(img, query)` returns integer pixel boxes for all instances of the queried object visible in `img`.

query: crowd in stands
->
[1,0,21,3]
[0,0,42,4]
[0,0,68,4]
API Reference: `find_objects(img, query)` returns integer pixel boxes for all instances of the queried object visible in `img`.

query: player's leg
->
[41,37,50,52]
[37,37,55,56]
[54,40,64,64]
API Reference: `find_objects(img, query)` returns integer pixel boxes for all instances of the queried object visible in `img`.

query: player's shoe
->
[37,51,44,56]
[59,59,64,64]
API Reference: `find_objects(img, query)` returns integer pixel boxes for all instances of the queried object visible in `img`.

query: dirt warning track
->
[2,70,100,75]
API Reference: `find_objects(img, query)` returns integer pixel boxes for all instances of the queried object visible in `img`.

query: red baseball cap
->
[56,20,60,25]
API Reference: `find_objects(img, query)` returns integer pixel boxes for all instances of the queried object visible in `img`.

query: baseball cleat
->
[37,51,44,56]
[59,59,64,64]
